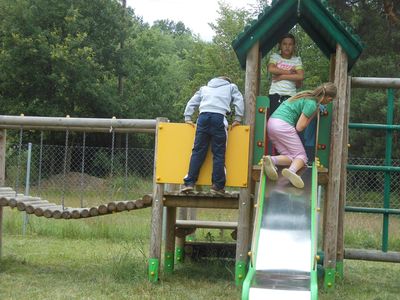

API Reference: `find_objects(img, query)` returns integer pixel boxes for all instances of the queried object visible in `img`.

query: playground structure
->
[0,0,399,298]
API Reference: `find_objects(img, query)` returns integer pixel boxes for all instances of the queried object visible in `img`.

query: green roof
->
[232,0,364,70]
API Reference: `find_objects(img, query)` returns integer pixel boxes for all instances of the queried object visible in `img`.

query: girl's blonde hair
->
[288,82,337,103]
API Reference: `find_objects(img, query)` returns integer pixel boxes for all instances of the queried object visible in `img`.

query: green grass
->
[0,208,400,299]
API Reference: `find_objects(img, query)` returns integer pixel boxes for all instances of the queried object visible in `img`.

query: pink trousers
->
[267,118,308,164]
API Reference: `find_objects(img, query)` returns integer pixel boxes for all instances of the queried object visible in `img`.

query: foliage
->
[0,0,398,159]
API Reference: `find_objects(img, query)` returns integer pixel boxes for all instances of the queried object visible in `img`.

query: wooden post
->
[148,117,168,282]
[336,76,352,279]
[164,206,176,274]
[175,207,187,263]
[323,45,348,290]
[322,54,337,250]
[0,130,6,258]
[236,41,260,286]
[164,184,178,273]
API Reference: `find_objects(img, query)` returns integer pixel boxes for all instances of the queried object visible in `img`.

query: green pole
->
[382,88,394,252]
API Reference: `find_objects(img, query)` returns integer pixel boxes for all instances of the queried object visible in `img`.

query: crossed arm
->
[268,64,304,87]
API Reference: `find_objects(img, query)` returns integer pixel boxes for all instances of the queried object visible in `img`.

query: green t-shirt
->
[270,98,317,126]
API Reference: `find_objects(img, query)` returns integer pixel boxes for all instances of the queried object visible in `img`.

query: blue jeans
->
[184,112,227,189]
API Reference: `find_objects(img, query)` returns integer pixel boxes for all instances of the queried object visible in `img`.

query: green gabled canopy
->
[232,0,364,70]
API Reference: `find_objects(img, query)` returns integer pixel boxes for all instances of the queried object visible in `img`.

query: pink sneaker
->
[282,168,304,189]
[263,155,278,180]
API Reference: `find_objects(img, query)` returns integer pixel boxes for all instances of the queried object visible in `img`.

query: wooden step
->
[176,220,237,229]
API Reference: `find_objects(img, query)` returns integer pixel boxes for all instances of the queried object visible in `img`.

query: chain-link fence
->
[5,141,154,208]
[346,157,400,209]
[4,142,400,209]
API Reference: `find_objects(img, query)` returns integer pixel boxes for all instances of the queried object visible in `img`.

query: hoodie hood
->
[207,78,230,88]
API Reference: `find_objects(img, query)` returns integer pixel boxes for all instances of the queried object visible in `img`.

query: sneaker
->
[210,185,225,196]
[263,155,278,180]
[180,184,194,193]
[282,168,304,189]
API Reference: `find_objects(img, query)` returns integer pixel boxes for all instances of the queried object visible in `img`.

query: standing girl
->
[264,83,337,188]
[268,33,304,115]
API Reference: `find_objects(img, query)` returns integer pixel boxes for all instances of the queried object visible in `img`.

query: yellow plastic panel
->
[156,122,250,187]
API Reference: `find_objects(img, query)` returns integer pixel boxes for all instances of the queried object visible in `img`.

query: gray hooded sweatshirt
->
[184,78,244,122]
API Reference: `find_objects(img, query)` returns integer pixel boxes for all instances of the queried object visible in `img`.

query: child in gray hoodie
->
[181,76,244,195]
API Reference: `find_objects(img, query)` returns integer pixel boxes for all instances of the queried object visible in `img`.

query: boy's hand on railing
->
[231,120,241,129]
[185,120,195,127]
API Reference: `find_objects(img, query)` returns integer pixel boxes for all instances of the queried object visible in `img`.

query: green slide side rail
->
[310,163,318,299]
[242,166,267,300]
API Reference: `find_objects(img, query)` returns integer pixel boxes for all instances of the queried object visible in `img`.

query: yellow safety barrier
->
[155,122,250,187]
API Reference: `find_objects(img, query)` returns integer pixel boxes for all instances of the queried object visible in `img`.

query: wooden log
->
[116,201,127,212]
[324,44,348,272]
[18,200,49,211]
[89,207,99,217]
[34,204,60,217]
[25,202,55,214]
[52,208,65,219]
[124,201,135,211]
[165,206,176,272]
[9,195,40,208]
[42,206,64,218]
[107,202,117,212]
[5,194,26,208]
[98,204,108,215]
[0,192,15,197]
[337,76,351,264]
[0,198,10,206]
[135,199,144,209]
[69,208,90,219]
[61,210,71,219]
[0,187,13,192]
[351,77,400,89]
[175,220,238,229]
[142,194,152,205]
[345,248,400,263]
[149,117,168,278]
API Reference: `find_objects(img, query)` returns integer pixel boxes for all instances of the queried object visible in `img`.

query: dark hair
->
[219,76,232,83]
[279,33,296,45]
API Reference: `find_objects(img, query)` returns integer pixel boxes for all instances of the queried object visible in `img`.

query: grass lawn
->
[0,209,399,299]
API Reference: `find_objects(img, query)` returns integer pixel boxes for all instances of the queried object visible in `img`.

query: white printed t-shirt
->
[268,53,303,96]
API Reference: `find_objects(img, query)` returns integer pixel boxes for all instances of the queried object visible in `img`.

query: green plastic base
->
[235,260,247,286]
[324,267,336,290]
[336,261,344,279]
[164,251,174,274]
[175,246,184,264]
[148,258,159,282]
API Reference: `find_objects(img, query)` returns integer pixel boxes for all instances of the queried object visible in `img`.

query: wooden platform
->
[163,191,240,209]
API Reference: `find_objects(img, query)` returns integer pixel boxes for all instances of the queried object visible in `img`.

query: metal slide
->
[242,164,318,300]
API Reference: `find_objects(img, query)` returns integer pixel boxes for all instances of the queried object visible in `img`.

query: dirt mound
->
[40,172,107,189]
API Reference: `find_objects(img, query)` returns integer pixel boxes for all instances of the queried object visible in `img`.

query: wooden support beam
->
[337,76,352,267]
[176,220,238,229]
[149,117,168,280]
[236,41,260,285]
[345,248,400,263]
[323,45,348,277]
